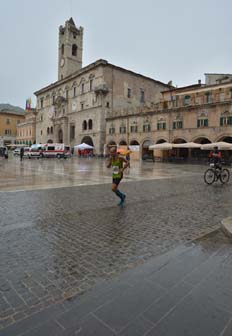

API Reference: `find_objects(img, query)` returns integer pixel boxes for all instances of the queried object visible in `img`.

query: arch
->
[193,137,211,144]
[108,140,117,146]
[88,119,93,130]
[216,135,232,143]
[130,140,140,145]
[142,139,153,148]
[58,129,63,143]
[82,120,87,130]
[156,138,168,144]
[81,136,94,147]
[47,139,53,144]
[119,140,127,146]
[72,44,77,56]
[172,137,187,144]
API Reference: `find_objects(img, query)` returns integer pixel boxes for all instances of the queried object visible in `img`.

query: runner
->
[107,147,129,206]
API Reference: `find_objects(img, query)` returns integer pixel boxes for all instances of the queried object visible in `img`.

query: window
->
[17,120,20,124]
[220,116,232,126]
[81,103,84,110]
[127,88,131,98]
[82,120,87,130]
[40,98,44,108]
[220,92,225,102]
[47,146,55,151]
[183,95,190,106]
[197,119,208,127]
[143,124,151,132]
[205,92,212,103]
[73,87,77,97]
[70,125,75,140]
[130,125,138,133]
[6,118,10,124]
[53,95,55,104]
[90,79,93,92]
[88,119,93,130]
[109,127,115,134]
[47,127,50,135]
[157,122,166,130]
[51,127,53,134]
[81,83,85,94]
[61,44,64,55]
[120,126,126,134]
[66,90,69,99]
[72,44,77,56]
[106,102,110,108]
[40,130,43,135]
[173,121,183,129]
[140,90,145,103]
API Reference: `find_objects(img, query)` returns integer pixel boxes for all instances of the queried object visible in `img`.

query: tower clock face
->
[60,58,65,67]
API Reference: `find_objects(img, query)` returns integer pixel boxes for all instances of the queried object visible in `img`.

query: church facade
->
[34,18,171,154]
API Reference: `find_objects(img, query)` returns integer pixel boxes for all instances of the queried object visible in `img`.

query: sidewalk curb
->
[221,217,232,239]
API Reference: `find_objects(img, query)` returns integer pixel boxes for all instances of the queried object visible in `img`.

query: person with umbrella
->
[107,147,129,207]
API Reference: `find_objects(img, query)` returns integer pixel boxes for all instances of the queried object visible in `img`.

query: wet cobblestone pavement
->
[1,157,232,334]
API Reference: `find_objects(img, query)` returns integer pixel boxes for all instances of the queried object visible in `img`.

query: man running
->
[107,147,129,206]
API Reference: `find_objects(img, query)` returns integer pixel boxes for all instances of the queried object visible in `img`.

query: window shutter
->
[220,117,223,126]
[204,119,208,127]
[228,116,232,125]
[173,122,176,129]
[157,123,160,130]
[197,119,200,128]
[163,123,166,130]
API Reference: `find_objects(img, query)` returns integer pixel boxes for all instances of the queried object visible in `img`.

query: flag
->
[25,98,32,110]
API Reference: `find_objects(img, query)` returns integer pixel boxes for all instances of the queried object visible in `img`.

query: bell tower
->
[58,18,83,80]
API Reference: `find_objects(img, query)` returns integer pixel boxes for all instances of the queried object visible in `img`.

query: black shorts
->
[112,178,122,186]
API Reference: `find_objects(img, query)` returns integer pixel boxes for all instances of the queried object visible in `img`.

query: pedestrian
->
[20,147,24,161]
[107,147,129,206]
[4,146,8,159]
[125,149,130,168]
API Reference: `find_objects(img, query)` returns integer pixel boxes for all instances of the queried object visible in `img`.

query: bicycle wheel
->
[204,168,215,185]
[220,168,230,184]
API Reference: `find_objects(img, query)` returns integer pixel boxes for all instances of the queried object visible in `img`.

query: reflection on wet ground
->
[0,156,232,332]
[0,156,204,191]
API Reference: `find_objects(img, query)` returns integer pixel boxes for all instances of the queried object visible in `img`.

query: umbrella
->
[117,148,132,155]
[74,143,94,150]
[172,142,201,148]
[200,142,232,150]
[149,142,173,150]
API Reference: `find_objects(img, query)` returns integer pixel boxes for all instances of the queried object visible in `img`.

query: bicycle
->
[204,163,230,185]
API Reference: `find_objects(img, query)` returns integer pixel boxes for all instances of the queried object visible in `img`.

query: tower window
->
[72,44,77,56]
[74,87,77,97]
[81,83,85,94]
[88,119,93,130]
[140,90,145,103]
[127,88,131,98]
[61,44,64,55]
[90,79,93,91]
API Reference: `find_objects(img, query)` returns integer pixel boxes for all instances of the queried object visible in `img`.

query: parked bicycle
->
[204,163,230,185]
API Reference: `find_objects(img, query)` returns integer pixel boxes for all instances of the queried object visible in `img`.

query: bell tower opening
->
[58,18,83,81]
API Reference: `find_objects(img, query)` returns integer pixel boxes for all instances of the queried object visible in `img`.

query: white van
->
[41,143,71,159]
[24,144,44,158]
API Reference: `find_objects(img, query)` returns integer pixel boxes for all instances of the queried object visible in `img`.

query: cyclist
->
[209,146,222,170]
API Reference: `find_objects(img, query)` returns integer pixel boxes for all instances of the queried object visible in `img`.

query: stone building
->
[16,108,37,146]
[106,74,232,160]
[34,18,170,154]
[0,104,25,146]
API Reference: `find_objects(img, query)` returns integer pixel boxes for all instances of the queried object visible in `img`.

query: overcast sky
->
[0,0,231,108]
